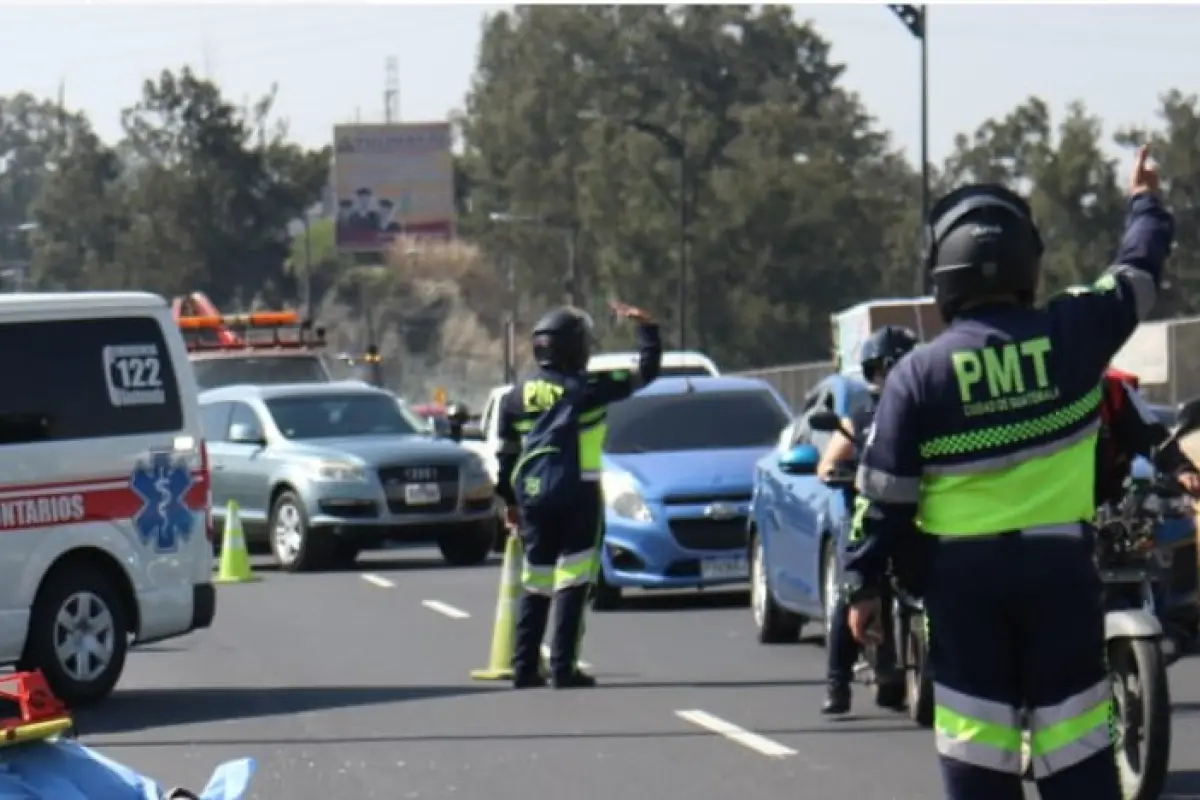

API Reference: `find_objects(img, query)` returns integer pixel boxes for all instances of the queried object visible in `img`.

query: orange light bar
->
[178,311,300,330]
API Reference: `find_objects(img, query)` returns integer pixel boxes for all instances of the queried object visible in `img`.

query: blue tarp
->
[0,739,253,800]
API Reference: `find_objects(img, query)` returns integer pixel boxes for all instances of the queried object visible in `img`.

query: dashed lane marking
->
[540,643,593,670]
[675,709,797,759]
[422,599,471,619]
[360,573,395,589]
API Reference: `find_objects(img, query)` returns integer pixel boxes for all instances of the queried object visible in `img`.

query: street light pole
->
[302,216,314,321]
[888,4,930,294]
[596,111,689,349]
[677,108,689,352]
[488,212,580,308]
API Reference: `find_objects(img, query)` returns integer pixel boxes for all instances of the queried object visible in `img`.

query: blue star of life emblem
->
[130,452,195,553]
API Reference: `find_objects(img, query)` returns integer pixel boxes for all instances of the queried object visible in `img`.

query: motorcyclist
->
[842,147,1174,799]
[1098,366,1200,504]
[816,324,918,715]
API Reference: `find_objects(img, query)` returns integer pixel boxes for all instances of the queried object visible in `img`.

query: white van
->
[588,350,719,378]
[0,292,215,705]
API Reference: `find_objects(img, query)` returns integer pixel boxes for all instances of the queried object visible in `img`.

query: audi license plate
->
[404,483,440,505]
[701,556,748,580]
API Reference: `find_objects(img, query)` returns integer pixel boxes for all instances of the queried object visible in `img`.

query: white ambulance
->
[0,292,215,705]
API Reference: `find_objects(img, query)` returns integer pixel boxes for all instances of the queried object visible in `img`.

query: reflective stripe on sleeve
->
[934,683,1023,774]
[856,466,921,503]
[1028,680,1113,778]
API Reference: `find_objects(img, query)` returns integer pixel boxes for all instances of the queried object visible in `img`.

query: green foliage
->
[17,67,328,306]
[459,5,1200,368]
[2,11,1199,374]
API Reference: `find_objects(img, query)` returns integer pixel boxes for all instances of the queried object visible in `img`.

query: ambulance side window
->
[0,316,184,445]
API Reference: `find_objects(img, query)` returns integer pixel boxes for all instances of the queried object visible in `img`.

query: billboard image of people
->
[332,122,456,252]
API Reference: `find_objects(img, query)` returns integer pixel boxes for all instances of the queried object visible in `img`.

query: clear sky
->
[1,2,1196,175]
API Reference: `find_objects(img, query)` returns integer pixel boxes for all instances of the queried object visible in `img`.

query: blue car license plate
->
[701,556,748,580]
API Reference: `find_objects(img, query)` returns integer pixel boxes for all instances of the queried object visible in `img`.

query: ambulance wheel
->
[1110,637,1171,800]
[21,561,129,706]
[906,618,934,728]
[438,522,494,566]
[751,532,801,643]
[592,568,622,611]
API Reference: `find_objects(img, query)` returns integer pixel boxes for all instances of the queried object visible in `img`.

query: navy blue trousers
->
[513,483,601,678]
[924,532,1120,800]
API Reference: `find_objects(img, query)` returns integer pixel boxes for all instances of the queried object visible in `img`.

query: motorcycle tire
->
[1109,637,1171,800]
[906,614,934,728]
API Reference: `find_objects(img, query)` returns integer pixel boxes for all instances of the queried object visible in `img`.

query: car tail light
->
[200,439,214,541]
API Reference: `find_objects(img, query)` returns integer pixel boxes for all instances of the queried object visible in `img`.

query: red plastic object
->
[0,671,70,730]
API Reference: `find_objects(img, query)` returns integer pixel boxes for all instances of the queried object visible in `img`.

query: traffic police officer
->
[495,301,661,689]
[816,324,918,715]
[842,146,1174,799]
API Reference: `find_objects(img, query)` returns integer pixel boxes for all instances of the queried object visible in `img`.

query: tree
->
[459,5,920,368]
[28,68,329,304]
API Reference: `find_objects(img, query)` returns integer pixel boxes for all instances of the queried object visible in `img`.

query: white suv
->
[0,292,215,705]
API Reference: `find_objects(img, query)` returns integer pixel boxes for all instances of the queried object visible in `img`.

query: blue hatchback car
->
[746,372,874,642]
[593,376,792,610]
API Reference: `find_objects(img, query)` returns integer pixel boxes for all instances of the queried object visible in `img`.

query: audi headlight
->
[309,460,366,482]
[463,455,489,483]
[602,470,652,522]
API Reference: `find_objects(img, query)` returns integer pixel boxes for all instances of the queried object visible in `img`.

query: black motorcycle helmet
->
[926,184,1044,323]
[860,325,918,385]
[532,306,594,372]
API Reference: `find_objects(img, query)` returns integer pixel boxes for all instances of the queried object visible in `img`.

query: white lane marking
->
[675,709,797,758]
[422,599,471,619]
[360,573,395,589]
[540,643,593,670]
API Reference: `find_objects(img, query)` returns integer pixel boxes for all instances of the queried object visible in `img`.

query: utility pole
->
[888,4,930,295]
[384,56,400,123]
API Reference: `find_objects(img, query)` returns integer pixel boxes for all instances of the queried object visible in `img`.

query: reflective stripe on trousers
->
[523,549,599,594]
[1028,681,1113,778]
[934,682,1024,774]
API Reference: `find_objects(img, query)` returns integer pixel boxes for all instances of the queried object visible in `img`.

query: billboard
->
[332,122,455,252]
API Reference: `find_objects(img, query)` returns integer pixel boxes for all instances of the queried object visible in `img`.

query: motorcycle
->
[1083,395,1200,799]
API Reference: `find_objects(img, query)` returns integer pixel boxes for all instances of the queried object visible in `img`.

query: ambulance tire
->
[21,561,130,707]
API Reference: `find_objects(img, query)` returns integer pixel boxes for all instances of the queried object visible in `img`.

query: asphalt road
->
[74,548,1200,800]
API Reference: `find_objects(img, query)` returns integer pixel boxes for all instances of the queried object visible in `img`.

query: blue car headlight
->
[601,470,652,522]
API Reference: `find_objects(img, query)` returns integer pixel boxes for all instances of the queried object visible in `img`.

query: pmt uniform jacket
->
[844,192,1173,798]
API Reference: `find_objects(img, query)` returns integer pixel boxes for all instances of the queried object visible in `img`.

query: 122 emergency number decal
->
[103,343,166,407]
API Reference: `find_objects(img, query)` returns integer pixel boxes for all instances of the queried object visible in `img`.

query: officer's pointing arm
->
[585,321,663,406]
[494,389,520,506]
[843,358,923,596]
[1052,192,1174,368]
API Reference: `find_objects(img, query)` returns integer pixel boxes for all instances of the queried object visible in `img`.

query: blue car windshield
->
[605,389,789,454]
[266,394,420,439]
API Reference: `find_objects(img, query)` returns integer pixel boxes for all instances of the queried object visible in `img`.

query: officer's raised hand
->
[1130,144,1160,196]
[609,301,655,324]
